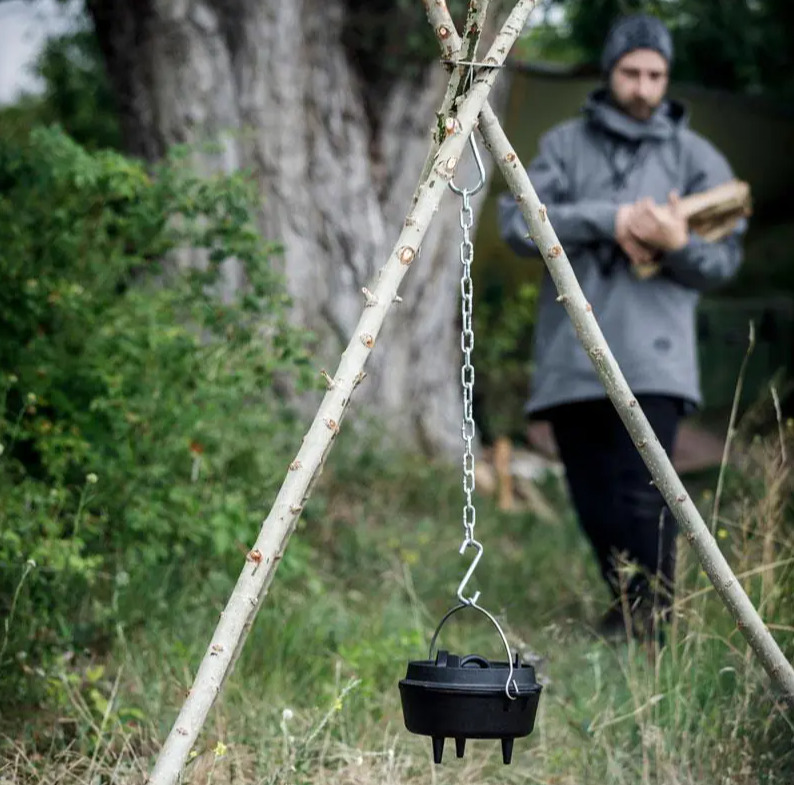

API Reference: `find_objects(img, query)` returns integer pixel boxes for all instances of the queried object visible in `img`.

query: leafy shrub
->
[0,126,311,706]
[473,281,538,442]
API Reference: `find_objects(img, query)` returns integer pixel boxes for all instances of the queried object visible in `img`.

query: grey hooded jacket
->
[498,89,744,417]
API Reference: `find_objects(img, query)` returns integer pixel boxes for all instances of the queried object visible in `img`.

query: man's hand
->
[629,192,689,252]
[615,203,656,266]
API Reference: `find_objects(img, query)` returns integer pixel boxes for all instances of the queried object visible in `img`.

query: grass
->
[2,426,794,785]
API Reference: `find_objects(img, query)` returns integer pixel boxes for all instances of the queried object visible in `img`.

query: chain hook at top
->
[448,60,486,198]
[449,133,486,198]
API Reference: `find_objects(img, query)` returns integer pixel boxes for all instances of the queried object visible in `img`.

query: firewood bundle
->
[681,179,752,241]
[635,179,751,278]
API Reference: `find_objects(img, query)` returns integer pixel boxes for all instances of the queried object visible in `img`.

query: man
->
[498,13,744,636]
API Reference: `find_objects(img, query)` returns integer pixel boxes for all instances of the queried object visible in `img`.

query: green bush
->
[473,281,537,442]
[0,127,311,706]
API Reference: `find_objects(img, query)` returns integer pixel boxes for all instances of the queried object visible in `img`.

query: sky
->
[0,0,81,104]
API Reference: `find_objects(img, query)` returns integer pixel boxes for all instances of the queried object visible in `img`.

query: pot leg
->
[432,736,445,764]
[455,737,466,758]
[501,737,514,765]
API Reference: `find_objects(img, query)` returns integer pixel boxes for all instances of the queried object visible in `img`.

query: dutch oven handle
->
[428,602,519,699]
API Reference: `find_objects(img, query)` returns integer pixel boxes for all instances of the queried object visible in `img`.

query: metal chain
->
[449,132,486,607]
[459,189,477,546]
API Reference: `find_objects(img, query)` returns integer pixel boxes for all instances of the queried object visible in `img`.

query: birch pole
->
[421,1,794,697]
[147,3,537,784]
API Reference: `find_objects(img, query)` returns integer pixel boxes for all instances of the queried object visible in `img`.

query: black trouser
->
[545,396,681,619]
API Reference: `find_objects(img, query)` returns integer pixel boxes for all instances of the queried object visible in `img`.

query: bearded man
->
[499,13,745,637]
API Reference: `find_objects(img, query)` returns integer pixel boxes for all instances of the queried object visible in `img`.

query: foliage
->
[34,27,122,150]
[342,0,503,117]
[0,126,311,706]
[474,282,538,441]
[0,26,121,151]
[525,0,794,98]
[342,0,468,79]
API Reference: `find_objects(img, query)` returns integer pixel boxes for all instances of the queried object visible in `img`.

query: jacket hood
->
[584,88,688,142]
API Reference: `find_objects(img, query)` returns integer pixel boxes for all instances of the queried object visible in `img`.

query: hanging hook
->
[449,62,486,198]
[449,134,486,198]
[456,538,483,605]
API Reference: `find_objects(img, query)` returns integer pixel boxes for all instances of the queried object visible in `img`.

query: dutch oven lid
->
[401,650,541,696]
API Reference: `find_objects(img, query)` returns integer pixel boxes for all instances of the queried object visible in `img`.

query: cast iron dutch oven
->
[399,605,542,764]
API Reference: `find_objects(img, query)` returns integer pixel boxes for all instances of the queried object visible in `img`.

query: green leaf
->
[85,664,105,684]
[89,687,109,717]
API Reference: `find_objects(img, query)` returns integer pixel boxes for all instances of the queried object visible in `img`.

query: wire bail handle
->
[428,601,520,700]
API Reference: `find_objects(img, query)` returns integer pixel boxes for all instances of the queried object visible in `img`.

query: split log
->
[634,179,751,278]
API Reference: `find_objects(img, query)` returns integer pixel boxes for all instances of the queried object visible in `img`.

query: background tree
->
[529,0,794,98]
[71,0,509,457]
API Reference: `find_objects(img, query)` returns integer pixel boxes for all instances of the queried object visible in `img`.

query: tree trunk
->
[87,0,502,456]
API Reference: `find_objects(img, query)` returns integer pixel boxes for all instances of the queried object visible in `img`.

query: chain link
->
[459,189,477,545]
[449,130,486,607]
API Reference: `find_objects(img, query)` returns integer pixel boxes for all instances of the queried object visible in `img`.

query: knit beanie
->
[601,14,673,75]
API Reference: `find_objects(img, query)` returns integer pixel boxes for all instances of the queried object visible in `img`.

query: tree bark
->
[87,0,504,456]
